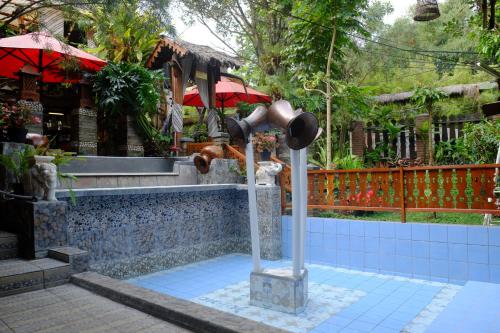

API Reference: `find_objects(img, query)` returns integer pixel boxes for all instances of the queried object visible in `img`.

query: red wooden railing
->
[278,164,500,222]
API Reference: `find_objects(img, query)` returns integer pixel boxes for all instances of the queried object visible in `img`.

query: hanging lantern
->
[413,0,440,22]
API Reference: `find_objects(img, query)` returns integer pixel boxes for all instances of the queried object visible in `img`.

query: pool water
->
[126,254,500,333]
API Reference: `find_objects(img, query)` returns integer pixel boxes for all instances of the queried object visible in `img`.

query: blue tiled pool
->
[127,254,500,332]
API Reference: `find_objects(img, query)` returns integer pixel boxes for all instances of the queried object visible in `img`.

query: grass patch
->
[315,210,486,225]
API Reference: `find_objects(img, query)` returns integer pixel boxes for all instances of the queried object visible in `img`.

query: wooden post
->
[399,166,406,223]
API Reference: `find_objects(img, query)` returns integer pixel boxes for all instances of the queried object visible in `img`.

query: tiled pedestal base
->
[250,267,308,314]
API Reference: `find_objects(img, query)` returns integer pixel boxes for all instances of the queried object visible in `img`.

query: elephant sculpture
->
[30,161,58,201]
[255,161,283,186]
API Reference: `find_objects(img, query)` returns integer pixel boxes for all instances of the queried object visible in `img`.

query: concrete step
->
[48,247,89,273]
[0,258,70,297]
[0,231,18,260]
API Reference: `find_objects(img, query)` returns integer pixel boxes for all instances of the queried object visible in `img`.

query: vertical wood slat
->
[449,115,456,140]
[441,117,448,142]
[409,125,416,159]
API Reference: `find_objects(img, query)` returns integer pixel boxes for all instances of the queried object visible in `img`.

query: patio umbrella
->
[0,32,106,82]
[183,77,271,110]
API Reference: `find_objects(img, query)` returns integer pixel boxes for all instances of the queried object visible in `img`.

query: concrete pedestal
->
[250,267,308,314]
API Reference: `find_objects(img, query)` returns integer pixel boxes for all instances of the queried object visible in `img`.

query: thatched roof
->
[146,36,242,69]
[374,81,498,104]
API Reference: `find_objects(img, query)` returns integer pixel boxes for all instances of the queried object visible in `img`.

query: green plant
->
[190,123,209,143]
[461,119,500,164]
[333,154,363,170]
[93,62,172,154]
[434,138,471,165]
[0,146,35,183]
[412,87,448,165]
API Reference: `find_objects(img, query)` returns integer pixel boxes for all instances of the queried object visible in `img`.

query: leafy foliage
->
[72,0,173,64]
[93,62,172,153]
[434,139,471,165]
[0,146,34,183]
[461,119,500,164]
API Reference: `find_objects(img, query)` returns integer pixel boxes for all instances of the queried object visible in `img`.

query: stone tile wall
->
[58,186,256,278]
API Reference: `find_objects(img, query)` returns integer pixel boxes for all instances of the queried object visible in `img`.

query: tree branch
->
[303,83,327,97]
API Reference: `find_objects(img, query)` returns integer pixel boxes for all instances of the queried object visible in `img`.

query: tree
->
[411,87,447,165]
[284,0,369,169]
[179,0,292,82]
[70,0,173,64]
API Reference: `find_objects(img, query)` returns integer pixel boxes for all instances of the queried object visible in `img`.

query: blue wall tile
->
[430,225,447,242]
[310,218,324,233]
[311,233,324,248]
[396,239,411,256]
[467,227,488,245]
[350,221,364,236]
[380,255,395,272]
[350,251,364,269]
[412,241,430,258]
[380,223,396,239]
[395,255,412,274]
[324,235,336,250]
[449,243,468,262]
[412,224,429,241]
[380,239,396,255]
[324,220,336,235]
[468,263,489,282]
[364,253,379,270]
[364,222,380,238]
[448,226,468,244]
[413,257,430,277]
[489,246,500,265]
[489,228,500,246]
[324,250,337,265]
[489,265,500,283]
[365,237,379,253]
[337,235,350,250]
[338,221,350,235]
[430,259,448,278]
[430,242,448,260]
[350,236,365,252]
[311,246,324,260]
[338,250,350,267]
[468,245,488,264]
[449,261,468,281]
[396,224,412,240]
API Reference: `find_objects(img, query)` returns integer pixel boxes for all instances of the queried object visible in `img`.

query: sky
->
[171,0,416,55]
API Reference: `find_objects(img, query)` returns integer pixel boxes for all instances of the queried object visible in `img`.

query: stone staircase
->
[57,156,198,189]
[0,231,88,297]
[0,231,18,260]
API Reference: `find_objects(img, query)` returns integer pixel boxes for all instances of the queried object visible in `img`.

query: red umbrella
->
[183,77,271,109]
[0,32,106,82]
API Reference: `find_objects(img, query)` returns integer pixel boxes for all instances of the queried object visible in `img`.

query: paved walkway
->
[0,285,192,333]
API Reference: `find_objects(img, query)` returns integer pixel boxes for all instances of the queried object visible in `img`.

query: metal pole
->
[290,149,301,277]
[246,133,261,272]
[299,148,307,269]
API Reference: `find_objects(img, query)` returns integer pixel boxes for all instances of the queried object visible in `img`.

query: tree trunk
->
[428,106,434,165]
[325,20,337,170]
[482,0,489,28]
[489,0,496,30]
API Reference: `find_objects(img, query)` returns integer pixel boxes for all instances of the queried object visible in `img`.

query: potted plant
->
[253,132,278,161]
[0,145,35,194]
[1,102,42,143]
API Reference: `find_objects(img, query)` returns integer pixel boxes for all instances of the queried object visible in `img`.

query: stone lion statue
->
[256,162,283,186]
[30,162,58,201]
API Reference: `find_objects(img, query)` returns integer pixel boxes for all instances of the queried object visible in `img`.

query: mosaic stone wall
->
[58,186,256,279]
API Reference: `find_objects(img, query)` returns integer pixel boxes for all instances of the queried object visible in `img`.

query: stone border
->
[56,184,247,198]
[71,272,288,333]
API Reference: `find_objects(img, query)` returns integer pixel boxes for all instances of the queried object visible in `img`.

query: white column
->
[299,148,307,269]
[290,149,301,277]
[246,133,261,272]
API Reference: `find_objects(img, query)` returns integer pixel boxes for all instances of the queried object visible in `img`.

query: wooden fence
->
[277,163,500,222]
[362,113,482,159]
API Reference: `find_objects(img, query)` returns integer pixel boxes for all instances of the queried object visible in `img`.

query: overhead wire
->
[249,0,480,69]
